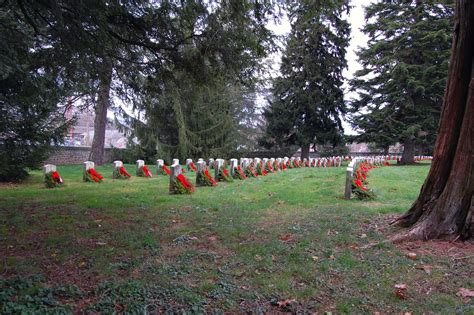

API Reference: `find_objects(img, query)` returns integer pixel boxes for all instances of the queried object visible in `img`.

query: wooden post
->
[169,162,182,194]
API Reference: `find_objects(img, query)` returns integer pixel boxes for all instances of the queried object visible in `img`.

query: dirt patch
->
[397,239,474,260]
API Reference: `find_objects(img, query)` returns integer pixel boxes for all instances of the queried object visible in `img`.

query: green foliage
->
[0,4,74,181]
[0,276,77,314]
[114,2,280,161]
[44,172,60,188]
[218,167,234,183]
[262,0,350,152]
[196,168,216,186]
[349,0,454,152]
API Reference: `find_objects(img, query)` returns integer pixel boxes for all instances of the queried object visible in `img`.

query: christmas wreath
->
[273,161,280,171]
[256,163,267,176]
[245,165,258,177]
[233,166,247,180]
[173,173,195,194]
[113,166,131,179]
[44,171,63,188]
[218,167,234,182]
[84,168,104,183]
[188,162,197,172]
[196,168,217,186]
[265,161,274,173]
[137,165,153,177]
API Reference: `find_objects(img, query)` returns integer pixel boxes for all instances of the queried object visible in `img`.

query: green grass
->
[0,162,472,313]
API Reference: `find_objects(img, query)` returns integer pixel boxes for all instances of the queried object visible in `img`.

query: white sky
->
[265,1,374,135]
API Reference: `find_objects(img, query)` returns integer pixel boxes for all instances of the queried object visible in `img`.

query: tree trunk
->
[400,139,415,164]
[391,0,473,241]
[90,60,113,165]
[300,143,310,159]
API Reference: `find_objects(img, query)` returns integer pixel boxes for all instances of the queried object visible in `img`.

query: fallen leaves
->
[279,233,292,242]
[457,287,474,301]
[276,298,296,308]
[406,252,418,260]
[394,284,407,300]
[415,264,433,274]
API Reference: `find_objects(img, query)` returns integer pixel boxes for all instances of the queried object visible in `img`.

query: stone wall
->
[44,146,117,165]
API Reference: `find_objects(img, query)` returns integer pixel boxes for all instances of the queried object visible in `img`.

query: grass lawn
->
[0,162,473,313]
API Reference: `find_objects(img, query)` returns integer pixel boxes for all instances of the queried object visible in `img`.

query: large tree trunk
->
[391,0,473,241]
[300,143,310,159]
[400,139,416,164]
[90,60,113,165]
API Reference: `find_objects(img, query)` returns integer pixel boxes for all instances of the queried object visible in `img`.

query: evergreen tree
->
[262,0,350,159]
[349,0,454,164]
[0,1,76,181]
[117,1,279,161]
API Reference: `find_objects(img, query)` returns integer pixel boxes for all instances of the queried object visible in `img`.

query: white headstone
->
[84,161,95,171]
[214,159,224,180]
[136,160,145,168]
[172,158,180,166]
[113,160,123,168]
[169,162,182,194]
[43,164,56,174]
[156,159,164,169]
[229,159,238,177]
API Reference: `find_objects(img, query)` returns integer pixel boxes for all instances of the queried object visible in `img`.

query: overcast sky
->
[266,1,375,135]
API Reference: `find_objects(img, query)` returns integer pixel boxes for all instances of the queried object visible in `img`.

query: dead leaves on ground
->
[457,287,474,301]
[394,283,408,300]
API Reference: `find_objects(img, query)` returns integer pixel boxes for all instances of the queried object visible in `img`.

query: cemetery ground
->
[0,162,473,313]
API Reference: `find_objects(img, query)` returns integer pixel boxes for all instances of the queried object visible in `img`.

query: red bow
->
[177,174,195,192]
[119,166,130,177]
[204,169,217,186]
[87,168,103,182]
[51,171,63,184]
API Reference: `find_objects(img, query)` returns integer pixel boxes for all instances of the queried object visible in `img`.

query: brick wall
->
[44,146,117,165]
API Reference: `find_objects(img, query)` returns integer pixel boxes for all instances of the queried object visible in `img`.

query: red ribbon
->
[189,162,197,171]
[248,166,258,177]
[177,174,195,192]
[237,166,247,179]
[266,162,274,172]
[223,169,230,178]
[142,165,152,177]
[204,169,217,186]
[119,166,130,177]
[87,168,103,182]
[354,179,367,191]
[51,171,63,184]
[162,165,171,175]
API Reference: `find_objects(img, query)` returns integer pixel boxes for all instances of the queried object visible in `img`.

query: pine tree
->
[0,1,75,181]
[349,0,454,164]
[262,0,350,159]
[117,1,279,162]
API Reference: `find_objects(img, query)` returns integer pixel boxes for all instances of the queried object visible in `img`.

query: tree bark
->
[300,143,310,159]
[89,60,113,165]
[400,139,416,164]
[392,0,473,241]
